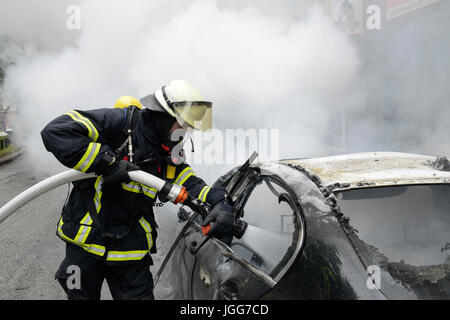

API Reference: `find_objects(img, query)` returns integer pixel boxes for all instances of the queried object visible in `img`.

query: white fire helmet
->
[140,80,212,131]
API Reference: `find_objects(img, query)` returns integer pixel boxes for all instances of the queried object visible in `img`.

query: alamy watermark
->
[66,264,81,290]
[171,128,280,166]
[66,5,81,30]
[366,265,381,290]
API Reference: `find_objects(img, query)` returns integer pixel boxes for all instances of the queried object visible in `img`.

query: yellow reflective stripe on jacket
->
[173,167,195,186]
[139,217,153,251]
[93,176,103,213]
[121,181,157,199]
[121,181,141,193]
[64,110,99,142]
[141,185,157,199]
[57,218,106,257]
[106,217,153,262]
[57,177,105,256]
[72,142,101,173]
[198,186,211,203]
[73,213,93,244]
[81,243,106,256]
[107,250,149,261]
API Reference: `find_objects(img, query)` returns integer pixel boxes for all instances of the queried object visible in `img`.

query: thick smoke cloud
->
[1,1,361,298]
[1,0,448,299]
[2,0,359,180]
[0,0,80,51]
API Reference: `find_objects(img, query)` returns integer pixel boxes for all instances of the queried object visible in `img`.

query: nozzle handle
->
[201,224,212,236]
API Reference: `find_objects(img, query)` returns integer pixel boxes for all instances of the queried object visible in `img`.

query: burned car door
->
[188,168,305,299]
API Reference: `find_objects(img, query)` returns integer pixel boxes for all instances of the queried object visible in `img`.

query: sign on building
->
[328,0,364,35]
[386,0,440,20]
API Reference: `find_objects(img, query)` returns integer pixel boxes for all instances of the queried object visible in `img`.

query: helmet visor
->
[173,101,212,131]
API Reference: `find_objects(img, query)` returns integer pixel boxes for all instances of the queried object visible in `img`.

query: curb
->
[0,149,24,167]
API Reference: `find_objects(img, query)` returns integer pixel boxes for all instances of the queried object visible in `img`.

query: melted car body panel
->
[164,153,449,299]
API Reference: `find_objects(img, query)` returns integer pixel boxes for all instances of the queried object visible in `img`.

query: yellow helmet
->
[113,95,143,109]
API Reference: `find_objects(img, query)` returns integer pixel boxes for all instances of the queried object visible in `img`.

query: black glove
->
[102,159,140,185]
[201,201,235,245]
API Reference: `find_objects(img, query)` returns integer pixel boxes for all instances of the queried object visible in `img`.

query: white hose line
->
[0,169,168,224]
[129,170,166,192]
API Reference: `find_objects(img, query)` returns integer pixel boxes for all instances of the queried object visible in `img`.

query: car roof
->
[279,152,450,191]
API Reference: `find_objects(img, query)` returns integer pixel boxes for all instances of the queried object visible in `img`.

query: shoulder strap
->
[115,106,141,159]
[122,106,140,135]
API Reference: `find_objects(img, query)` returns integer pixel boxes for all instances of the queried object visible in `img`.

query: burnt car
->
[158,152,450,300]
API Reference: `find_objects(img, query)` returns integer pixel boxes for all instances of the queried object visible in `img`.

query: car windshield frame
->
[219,169,306,283]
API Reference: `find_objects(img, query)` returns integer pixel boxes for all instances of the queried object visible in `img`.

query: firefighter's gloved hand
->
[102,160,140,185]
[201,201,235,246]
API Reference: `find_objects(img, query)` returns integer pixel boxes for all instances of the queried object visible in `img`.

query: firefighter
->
[113,95,143,110]
[41,80,235,300]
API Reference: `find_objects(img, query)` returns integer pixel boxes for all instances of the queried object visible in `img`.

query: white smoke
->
[0,0,80,52]
[2,0,359,180]
[3,0,449,300]
[1,1,361,299]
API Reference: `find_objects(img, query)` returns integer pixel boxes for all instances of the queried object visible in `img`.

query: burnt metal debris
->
[163,153,450,300]
[281,162,355,233]
[427,156,450,172]
[387,263,450,300]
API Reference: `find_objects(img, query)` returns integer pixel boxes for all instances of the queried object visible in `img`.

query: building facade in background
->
[0,102,14,132]
[326,0,448,155]
[386,0,440,20]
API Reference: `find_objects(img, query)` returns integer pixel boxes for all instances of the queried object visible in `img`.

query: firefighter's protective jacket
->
[41,107,227,264]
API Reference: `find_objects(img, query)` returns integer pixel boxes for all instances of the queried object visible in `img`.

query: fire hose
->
[0,169,199,224]
[0,169,248,287]
[0,169,248,234]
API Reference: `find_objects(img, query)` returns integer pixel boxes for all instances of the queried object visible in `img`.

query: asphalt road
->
[0,154,67,299]
[0,154,177,300]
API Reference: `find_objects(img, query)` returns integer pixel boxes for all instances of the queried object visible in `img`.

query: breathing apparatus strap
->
[116,106,140,161]
[122,106,140,135]
[84,187,134,242]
